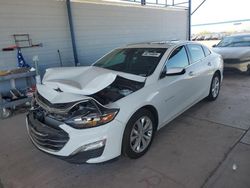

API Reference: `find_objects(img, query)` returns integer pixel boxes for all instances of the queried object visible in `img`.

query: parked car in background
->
[191,35,198,41]
[26,41,223,163]
[204,34,212,40]
[211,33,222,40]
[213,33,250,73]
[196,35,205,41]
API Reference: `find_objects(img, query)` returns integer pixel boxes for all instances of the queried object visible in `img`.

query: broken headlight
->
[65,100,119,129]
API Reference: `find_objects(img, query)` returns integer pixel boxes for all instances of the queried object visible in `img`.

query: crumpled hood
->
[38,66,146,103]
[212,47,250,59]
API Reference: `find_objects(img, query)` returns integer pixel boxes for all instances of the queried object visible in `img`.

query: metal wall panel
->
[0,0,74,72]
[72,1,188,65]
[0,0,188,72]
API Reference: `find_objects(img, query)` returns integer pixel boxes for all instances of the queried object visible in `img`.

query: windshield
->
[93,48,167,77]
[217,35,250,47]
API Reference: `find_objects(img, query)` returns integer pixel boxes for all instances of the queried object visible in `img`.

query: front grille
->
[224,58,241,64]
[27,113,69,151]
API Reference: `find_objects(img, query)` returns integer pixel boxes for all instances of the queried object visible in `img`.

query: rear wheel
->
[207,72,221,101]
[122,109,156,159]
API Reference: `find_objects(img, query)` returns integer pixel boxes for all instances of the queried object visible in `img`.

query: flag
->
[17,48,30,68]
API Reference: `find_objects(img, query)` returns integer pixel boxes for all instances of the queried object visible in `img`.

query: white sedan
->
[26,41,223,163]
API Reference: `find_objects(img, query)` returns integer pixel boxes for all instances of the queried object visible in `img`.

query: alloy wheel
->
[212,76,220,98]
[130,116,153,153]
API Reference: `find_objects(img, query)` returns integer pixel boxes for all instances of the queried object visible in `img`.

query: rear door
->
[186,44,211,100]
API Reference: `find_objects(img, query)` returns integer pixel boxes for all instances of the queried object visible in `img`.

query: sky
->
[191,0,250,24]
[191,0,250,33]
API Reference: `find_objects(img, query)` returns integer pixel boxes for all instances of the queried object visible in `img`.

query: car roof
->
[125,40,199,48]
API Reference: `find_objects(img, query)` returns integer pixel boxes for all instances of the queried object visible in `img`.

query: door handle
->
[207,62,212,66]
[189,71,195,76]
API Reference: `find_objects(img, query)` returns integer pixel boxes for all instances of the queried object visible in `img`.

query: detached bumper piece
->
[27,113,69,151]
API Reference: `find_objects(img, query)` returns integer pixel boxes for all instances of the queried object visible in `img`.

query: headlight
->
[65,100,119,129]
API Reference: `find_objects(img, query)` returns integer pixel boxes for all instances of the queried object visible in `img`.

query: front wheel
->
[207,72,221,101]
[122,109,156,159]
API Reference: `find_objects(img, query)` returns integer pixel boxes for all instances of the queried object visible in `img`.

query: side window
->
[202,46,211,56]
[166,46,189,69]
[187,44,205,63]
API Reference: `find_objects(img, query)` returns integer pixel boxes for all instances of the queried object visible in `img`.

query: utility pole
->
[188,0,191,40]
[66,0,79,66]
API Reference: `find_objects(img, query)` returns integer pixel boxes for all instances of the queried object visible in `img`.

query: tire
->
[247,67,250,75]
[207,72,221,101]
[122,109,156,159]
[0,108,12,119]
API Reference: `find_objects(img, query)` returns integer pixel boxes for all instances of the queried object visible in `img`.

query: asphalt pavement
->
[0,70,249,188]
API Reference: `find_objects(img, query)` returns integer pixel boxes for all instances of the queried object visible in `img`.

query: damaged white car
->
[26,41,223,163]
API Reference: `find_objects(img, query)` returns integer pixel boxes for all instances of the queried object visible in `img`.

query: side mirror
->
[166,67,186,76]
[160,67,186,78]
[212,44,217,47]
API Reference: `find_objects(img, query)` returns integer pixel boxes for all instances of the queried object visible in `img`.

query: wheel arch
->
[121,105,159,158]
[215,69,222,82]
[138,105,159,131]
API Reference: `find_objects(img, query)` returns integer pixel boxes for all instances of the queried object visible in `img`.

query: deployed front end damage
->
[27,92,119,163]
[90,76,144,105]
[26,66,145,163]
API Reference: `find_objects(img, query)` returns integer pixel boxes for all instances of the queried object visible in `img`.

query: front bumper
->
[26,112,124,163]
[224,59,250,72]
